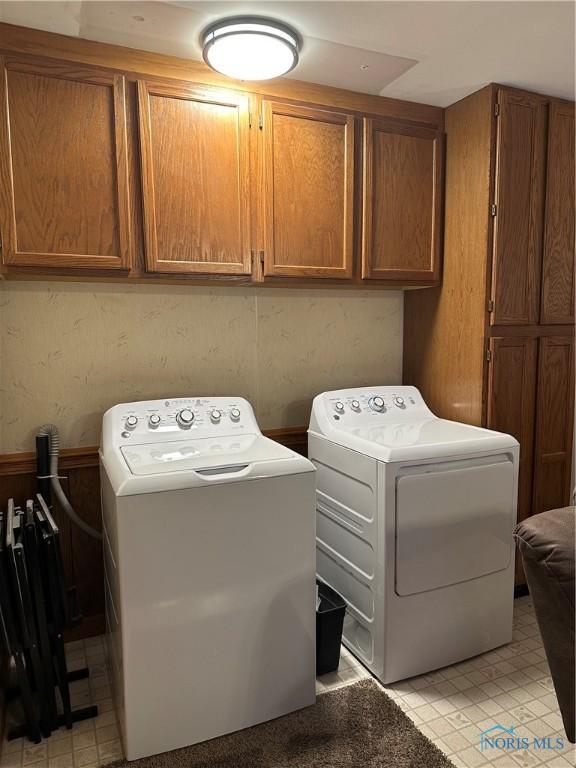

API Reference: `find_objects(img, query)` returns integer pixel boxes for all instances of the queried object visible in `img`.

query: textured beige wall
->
[0,281,403,453]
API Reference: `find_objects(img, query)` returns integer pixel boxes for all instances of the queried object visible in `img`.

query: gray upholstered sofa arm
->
[515,507,575,743]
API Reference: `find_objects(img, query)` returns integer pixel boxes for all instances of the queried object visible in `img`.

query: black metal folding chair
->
[35,495,98,731]
[4,495,98,742]
[23,499,58,735]
[1,505,42,744]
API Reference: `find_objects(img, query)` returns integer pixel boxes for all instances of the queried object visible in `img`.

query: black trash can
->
[316,580,346,675]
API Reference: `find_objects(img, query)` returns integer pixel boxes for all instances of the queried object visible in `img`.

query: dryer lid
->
[351,418,513,455]
[323,417,516,461]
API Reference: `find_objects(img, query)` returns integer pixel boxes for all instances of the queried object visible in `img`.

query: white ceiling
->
[0,1,573,106]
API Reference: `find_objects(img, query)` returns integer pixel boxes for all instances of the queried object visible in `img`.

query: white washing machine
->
[309,386,519,684]
[100,396,316,761]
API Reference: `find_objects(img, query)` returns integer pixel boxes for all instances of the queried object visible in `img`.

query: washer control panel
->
[318,386,430,425]
[109,397,257,444]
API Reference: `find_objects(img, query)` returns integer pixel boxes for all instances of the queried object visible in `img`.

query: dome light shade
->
[202,18,300,81]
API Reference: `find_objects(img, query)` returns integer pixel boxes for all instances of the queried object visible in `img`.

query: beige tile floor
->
[1,637,120,768]
[319,596,575,768]
[1,596,574,768]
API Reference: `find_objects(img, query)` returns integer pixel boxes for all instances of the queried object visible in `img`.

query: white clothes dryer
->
[309,386,519,684]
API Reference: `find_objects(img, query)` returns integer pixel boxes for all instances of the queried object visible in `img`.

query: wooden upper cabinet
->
[361,119,443,282]
[486,336,538,527]
[490,89,547,325]
[261,101,354,279]
[540,100,575,324]
[0,56,131,270]
[532,336,575,515]
[137,81,252,275]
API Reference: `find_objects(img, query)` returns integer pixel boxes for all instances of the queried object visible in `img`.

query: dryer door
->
[395,455,515,596]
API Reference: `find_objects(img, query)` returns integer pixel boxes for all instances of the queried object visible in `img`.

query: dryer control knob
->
[351,400,361,411]
[230,408,241,422]
[394,396,405,408]
[176,408,195,428]
[370,396,385,412]
[125,415,138,430]
[334,401,345,413]
[210,409,222,423]
[148,413,161,428]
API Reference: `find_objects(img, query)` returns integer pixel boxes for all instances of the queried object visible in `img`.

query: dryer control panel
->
[316,386,431,425]
[103,396,258,446]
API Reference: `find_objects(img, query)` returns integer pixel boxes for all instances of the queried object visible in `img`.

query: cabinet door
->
[361,119,443,281]
[540,101,575,324]
[261,101,354,279]
[532,336,575,515]
[490,89,547,324]
[138,81,252,275]
[486,337,538,527]
[0,56,131,270]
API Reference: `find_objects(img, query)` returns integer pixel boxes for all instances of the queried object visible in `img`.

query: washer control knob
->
[370,396,385,412]
[176,408,194,428]
[394,396,405,408]
[210,409,222,423]
[148,414,161,429]
[334,401,345,413]
[230,407,241,422]
[125,415,138,430]
[351,400,361,411]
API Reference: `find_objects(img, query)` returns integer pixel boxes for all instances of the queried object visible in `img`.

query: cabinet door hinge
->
[494,102,500,117]
[486,348,492,362]
[490,203,497,217]
[487,299,495,313]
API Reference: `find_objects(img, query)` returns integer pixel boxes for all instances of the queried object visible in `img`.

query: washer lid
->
[102,433,314,495]
[120,433,291,476]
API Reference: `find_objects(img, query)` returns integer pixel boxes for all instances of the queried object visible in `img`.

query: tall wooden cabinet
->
[541,101,575,324]
[490,90,547,325]
[404,85,575,583]
[0,56,132,270]
[486,337,538,527]
[532,336,575,514]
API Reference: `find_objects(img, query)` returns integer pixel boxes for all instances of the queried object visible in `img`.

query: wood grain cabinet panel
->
[0,56,131,269]
[261,101,354,279]
[486,337,538,526]
[532,335,575,515]
[138,81,252,274]
[361,119,443,281]
[490,89,547,325]
[541,101,575,324]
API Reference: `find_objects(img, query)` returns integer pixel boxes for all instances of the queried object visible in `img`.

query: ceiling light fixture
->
[202,17,300,81]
